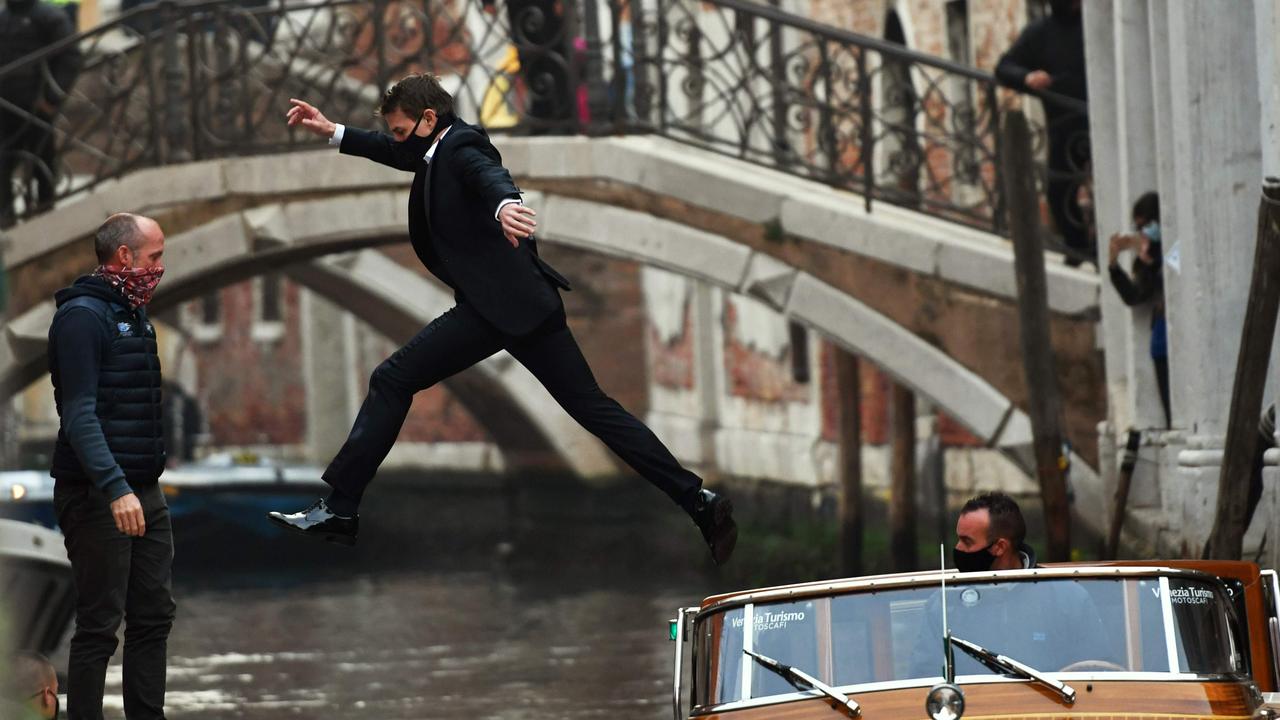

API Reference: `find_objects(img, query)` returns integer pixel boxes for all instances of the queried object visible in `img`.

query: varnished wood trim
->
[692,680,1258,720]
[958,715,1252,720]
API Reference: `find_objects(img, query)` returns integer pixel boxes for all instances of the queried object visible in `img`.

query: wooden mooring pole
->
[1001,109,1072,562]
[836,350,863,577]
[1106,429,1142,559]
[1204,178,1280,560]
[890,382,917,571]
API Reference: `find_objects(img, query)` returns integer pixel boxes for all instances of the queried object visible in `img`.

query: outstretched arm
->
[286,98,337,139]
[286,98,413,171]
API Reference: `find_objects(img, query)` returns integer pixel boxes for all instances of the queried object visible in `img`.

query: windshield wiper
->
[949,636,1076,704]
[743,649,861,717]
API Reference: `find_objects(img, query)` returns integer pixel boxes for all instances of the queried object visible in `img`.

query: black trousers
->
[323,300,703,512]
[1153,354,1171,429]
[1046,124,1092,261]
[54,481,176,720]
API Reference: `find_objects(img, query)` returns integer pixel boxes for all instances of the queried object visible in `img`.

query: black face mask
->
[1049,0,1081,21]
[952,543,997,573]
[391,111,455,170]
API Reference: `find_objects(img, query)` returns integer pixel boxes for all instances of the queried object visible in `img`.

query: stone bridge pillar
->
[1085,0,1169,546]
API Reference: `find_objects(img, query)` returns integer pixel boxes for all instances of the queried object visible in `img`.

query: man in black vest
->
[48,213,174,720]
[269,74,737,564]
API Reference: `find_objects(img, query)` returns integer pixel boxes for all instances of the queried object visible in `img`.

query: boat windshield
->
[693,574,1248,709]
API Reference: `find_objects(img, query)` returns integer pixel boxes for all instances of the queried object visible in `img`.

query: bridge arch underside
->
[0,143,1104,505]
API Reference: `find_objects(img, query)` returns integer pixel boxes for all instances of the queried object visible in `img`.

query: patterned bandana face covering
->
[94,264,165,309]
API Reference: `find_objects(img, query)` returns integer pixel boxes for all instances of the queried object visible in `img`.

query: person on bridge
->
[0,0,82,227]
[268,74,738,565]
[47,213,176,720]
[996,0,1091,266]
[1107,191,1168,427]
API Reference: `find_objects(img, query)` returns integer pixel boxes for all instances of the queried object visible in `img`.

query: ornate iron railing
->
[0,0,1090,256]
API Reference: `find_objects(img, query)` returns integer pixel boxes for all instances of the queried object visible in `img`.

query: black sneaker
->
[267,498,359,547]
[691,489,737,566]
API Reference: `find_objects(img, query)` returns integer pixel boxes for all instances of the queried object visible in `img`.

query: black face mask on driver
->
[392,110,456,170]
[952,543,997,573]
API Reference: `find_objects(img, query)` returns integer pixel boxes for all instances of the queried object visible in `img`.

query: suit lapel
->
[422,122,458,235]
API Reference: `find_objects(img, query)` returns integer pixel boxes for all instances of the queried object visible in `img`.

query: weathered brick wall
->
[645,276,695,392]
[540,244,649,414]
[971,0,1029,72]
[808,0,883,35]
[817,341,983,448]
[189,281,308,446]
[807,0,1027,69]
[722,296,810,403]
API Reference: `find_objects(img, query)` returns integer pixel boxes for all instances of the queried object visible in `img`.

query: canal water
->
[73,473,733,719]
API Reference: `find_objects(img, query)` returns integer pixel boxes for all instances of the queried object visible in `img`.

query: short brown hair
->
[379,73,454,119]
[960,491,1026,547]
[94,212,143,263]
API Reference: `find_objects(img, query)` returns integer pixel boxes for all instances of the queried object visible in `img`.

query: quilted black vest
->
[50,295,166,485]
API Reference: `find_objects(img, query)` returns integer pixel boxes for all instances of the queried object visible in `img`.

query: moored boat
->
[0,518,74,655]
[670,561,1280,719]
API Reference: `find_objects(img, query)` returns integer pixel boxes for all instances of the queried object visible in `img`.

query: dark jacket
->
[340,119,571,337]
[0,0,81,108]
[48,276,165,501]
[1109,248,1166,359]
[1016,541,1039,569]
[1108,252,1163,309]
[907,565,1113,678]
[995,8,1087,125]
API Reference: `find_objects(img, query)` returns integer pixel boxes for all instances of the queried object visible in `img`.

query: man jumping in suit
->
[267,74,737,564]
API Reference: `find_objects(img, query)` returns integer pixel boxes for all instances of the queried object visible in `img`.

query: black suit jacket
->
[340,119,570,336]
